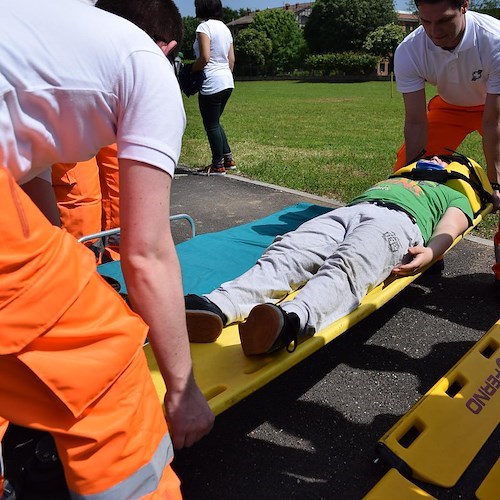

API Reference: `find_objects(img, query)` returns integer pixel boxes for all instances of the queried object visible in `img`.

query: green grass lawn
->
[180,80,497,239]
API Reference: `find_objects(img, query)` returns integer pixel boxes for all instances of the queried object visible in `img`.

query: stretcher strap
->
[377,320,500,488]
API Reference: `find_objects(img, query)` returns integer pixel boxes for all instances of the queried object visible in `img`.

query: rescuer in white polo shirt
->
[393,0,500,287]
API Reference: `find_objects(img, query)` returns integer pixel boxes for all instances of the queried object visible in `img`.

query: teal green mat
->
[98,203,332,295]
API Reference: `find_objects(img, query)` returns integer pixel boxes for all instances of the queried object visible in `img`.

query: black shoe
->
[238,303,304,356]
[185,294,227,343]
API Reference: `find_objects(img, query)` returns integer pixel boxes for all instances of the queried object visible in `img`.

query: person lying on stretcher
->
[185,156,475,356]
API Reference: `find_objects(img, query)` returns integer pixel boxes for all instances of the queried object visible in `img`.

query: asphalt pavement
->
[170,168,499,500]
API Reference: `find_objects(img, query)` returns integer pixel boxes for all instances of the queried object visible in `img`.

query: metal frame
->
[77,213,196,244]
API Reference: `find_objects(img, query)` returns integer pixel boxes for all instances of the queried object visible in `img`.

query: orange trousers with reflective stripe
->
[394,95,500,280]
[52,144,121,260]
[0,166,181,499]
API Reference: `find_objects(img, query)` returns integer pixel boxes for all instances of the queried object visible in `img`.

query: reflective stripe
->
[70,432,173,500]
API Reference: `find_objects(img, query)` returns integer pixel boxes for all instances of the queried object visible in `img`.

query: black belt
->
[366,200,417,224]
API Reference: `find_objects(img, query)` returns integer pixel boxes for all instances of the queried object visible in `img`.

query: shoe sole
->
[186,310,224,343]
[238,304,283,355]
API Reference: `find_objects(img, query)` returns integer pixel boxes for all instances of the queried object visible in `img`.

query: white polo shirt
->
[0,0,185,184]
[395,10,500,106]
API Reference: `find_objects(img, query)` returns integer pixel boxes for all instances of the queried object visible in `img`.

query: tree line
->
[180,0,500,78]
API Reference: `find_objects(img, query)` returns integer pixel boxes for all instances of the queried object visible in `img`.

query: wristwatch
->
[491,181,500,191]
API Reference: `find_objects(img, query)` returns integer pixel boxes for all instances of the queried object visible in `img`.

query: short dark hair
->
[95,0,183,55]
[414,0,466,8]
[195,0,223,20]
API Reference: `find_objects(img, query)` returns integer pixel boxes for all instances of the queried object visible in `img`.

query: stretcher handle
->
[77,213,196,244]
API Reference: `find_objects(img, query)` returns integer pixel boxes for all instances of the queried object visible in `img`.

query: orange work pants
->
[0,166,181,499]
[96,144,121,260]
[52,144,121,260]
[52,158,102,239]
[97,144,120,233]
[393,95,484,171]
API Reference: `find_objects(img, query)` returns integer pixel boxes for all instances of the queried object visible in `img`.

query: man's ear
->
[461,0,469,13]
[157,40,178,58]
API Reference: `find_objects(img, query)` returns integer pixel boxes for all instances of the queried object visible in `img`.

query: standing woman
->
[193,0,236,175]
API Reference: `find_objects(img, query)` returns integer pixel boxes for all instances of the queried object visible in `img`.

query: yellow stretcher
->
[95,156,493,417]
[365,320,499,498]
[376,319,500,488]
[476,458,500,500]
[144,202,493,416]
[93,156,495,496]
[363,469,437,499]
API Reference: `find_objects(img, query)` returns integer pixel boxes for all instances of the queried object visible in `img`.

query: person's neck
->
[442,18,466,51]
[441,32,464,51]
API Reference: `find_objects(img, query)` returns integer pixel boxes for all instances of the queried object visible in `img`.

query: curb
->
[465,234,494,247]
[226,174,344,208]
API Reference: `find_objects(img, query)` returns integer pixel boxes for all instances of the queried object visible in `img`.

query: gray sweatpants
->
[205,203,423,335]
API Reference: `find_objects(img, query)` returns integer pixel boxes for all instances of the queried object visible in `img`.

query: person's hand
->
[164,374,215,449]
[491,190,500,213]
[392,245,434,276]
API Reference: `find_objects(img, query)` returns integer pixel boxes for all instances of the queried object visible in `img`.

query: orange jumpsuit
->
[52,144,121,261]
[394,95,500,281]
[0,166,181,499]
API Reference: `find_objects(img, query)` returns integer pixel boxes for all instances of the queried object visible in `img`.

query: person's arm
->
[191,32,210,73]
[402,89,428,164]
[392,207,469,276]
[119,159,214,449]
[482,92,500,212]
[228,43,235,72]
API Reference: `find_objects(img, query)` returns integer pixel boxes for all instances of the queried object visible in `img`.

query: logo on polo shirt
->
[471,70,483,81]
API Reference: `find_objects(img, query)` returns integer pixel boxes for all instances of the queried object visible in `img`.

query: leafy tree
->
[470,0,500,17]
[363,23,405,74]
[222,7,240,24]
[251,9,307,73]
[180,16,198,59]
[469,0,499,8]
[406,0,499,11]
[235,28,272,66]
[304,0,397,54]
[363,23,405,57]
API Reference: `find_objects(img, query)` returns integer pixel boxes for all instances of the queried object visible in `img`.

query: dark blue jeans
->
[198,88,233,164]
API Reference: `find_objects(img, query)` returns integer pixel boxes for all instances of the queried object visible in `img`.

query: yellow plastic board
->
[476,459,500,500]
[377,320,500,488]
[145,207,491,417]
[363,469,436,500]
